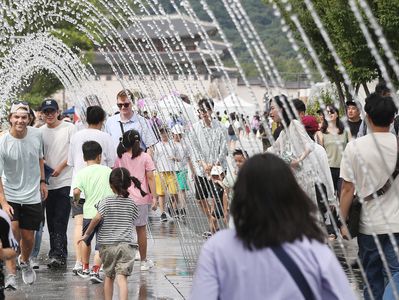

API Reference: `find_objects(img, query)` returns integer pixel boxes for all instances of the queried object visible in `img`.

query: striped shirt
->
[96,195,139,245]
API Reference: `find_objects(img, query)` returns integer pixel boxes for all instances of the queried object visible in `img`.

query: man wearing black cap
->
[40,99,75,268]
[345,100,362,138]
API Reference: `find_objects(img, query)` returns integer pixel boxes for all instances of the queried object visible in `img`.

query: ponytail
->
[130,176,147,197]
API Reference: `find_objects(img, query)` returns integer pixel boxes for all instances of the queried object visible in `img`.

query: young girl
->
[114,130,157,271]
[78,167,142,300]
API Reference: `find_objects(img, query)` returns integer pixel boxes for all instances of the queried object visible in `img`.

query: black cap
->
[41,99,59,111]
[345,100,361,109]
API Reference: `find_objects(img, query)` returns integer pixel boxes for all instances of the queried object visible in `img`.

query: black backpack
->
[228,123,235,135]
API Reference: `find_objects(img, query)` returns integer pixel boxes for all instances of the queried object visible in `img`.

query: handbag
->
[347,137,399,238]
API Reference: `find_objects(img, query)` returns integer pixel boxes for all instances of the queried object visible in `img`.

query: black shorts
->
[194,176,213,200]
[82,218,101,250]
[71,198,84,218]
[8,202,42,231]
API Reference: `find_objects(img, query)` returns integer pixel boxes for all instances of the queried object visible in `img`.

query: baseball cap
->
[345,100,362,110]
[210,165,224,176]
[40,99,59,111]
[171,124,184,135]
[10,101,30,114]
[302,115,319,134]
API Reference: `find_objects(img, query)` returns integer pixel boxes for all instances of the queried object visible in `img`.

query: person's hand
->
[290,159,301,169]
[340,225,350,240]
[52,165,64,177]
[40,182,48,200]
[1,203,14,219]
[77,234,88,244]
[151,197,158,211]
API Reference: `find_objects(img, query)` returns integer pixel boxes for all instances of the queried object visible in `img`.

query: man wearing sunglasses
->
[105,89,157,153]
[0,101,47,288]
[40,99,75,269]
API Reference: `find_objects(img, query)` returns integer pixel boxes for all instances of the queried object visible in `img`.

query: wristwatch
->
[40,179,46,184]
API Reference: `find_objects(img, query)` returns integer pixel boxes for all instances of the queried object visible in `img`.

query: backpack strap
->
[271,246,315,300]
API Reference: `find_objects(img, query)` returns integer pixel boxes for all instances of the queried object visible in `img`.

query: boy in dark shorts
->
[72,141,113,283]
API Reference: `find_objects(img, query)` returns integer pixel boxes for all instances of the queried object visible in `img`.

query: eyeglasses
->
[43,109,57,116]
[117,103,130,109]
[326,110,336,115]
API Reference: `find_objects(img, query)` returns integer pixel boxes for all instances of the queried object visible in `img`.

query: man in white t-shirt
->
[340,93,399,300]
[67,105,115,274]
[40,99,75,268]
[0,102,47,288]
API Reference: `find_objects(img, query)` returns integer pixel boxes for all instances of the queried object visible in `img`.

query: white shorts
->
[133,204,149,227]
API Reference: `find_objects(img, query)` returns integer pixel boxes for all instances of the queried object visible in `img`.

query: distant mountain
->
[154,0,302,79]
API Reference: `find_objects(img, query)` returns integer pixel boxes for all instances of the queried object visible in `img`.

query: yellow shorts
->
[155,172,178,196]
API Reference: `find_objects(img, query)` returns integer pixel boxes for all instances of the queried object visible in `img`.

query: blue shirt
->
[105,112,158,150]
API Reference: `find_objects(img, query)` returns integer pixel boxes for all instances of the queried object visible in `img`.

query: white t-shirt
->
[153,141,176,172]
[67,128,116,197]
[173,140,190,171]
[340,133,399,235]
[0,127,43,204]
[41,121,75,190]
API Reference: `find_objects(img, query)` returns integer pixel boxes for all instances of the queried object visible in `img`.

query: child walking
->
[79,167,141,300]
[115,129,157,271]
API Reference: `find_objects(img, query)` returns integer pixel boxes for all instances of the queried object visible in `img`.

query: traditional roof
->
[118,14,218,40]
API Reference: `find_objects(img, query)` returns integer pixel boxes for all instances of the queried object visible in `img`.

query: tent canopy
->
[214,94,257,113]
[147,95,197,124]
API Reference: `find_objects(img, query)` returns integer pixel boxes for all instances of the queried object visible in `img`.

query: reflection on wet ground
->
[5,215,191,300]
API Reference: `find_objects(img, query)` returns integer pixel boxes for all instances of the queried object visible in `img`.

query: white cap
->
[210,165,224,176]
[171,124,184,135]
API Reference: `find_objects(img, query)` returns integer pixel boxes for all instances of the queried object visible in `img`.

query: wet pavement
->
[5,214,192,300]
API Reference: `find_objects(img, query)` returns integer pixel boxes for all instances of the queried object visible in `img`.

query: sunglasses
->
[13,100,29,105]
[117,103,130,109]
[43,109,57,116]
[326,110,336,114]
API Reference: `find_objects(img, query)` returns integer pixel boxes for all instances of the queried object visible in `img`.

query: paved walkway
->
[5,214,192,300]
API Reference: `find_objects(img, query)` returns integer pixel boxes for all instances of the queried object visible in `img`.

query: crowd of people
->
[0,81,398,299]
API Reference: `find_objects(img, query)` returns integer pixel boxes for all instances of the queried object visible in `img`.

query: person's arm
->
[223,189,229,225]
[77,212,102,243]
[0,179,13,218]
[146,170,157,210]
[339,180,355,239]
[73,188,81,206]
[39,158,48,200]
[52,159,68,177]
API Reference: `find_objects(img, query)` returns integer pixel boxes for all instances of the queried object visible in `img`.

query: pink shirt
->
[114,152,155,205]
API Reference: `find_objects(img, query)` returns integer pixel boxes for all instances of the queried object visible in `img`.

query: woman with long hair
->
[114,129,157,271]
[191,154,355,300]
[315,105,349,195]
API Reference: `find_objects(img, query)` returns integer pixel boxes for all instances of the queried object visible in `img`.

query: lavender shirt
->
[191,230,355,300]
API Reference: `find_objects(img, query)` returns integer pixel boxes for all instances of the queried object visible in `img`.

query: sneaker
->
[77,268,90,279]
[5,274,17,290]
[30,257,39,270]
[202,231,212,238]
[140,259,154,271]
[72,261,82,275]
[160,212,167,222]
[90,272,104,284]
[134,251,141,261]
[47,257,65,269]
[18,255,37,285]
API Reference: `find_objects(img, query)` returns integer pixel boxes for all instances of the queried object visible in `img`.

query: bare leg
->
[80,243,91,267]
[198,199,212,231]
[158,196,165,214]
[116,274,128,300]
[6,221,20,275]
[104,276,114,300]
[73,215,83,263]
[19,229,35,263]
[93,250,101,268]
[136,226,147,262]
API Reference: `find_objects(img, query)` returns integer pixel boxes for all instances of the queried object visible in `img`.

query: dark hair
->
[375,81,390,96]
[198,98,214,111]
[29,108,36,126]
[82,141,102,161]
[321,105,345,134]
[116,89,135,103]
[109,167,147,198]
[86,106,106,125]
[229,112,236,121]
[292,99,306,113]
[273,95,297,127]
[233,148,248,158]
[365,93,397,127]
[158,127,167,134]
[231,153,324,250]
[117,129,143,159]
